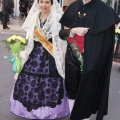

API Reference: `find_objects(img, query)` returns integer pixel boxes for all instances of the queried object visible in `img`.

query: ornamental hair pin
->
[78,12,86,18]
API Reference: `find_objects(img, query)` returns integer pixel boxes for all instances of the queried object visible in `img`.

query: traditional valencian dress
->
[10,14,69,119]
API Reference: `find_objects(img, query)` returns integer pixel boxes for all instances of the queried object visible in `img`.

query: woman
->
[10,0,69,119]
[59,0,120,120]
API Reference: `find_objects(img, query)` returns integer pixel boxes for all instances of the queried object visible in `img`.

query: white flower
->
[7,35,17,42]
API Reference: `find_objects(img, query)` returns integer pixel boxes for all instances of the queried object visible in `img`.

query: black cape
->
[59,0,120,120]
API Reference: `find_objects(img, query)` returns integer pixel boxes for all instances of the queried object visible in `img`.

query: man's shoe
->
[6,26,10,29]
[3,27,10,29]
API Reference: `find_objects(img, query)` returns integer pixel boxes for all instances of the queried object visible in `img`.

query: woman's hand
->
[71,27,89,36]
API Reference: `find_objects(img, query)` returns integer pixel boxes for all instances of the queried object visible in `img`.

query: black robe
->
[59,0,120,120]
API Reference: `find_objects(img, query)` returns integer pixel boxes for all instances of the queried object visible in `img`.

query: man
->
[59,0,120,120]
[2,0,10,29]
[10,0,14,18]
[0,0,2,24]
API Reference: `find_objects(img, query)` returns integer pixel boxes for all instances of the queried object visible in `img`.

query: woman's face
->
[38,0,52,14]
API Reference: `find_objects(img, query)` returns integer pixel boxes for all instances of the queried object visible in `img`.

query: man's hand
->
[71,27,89,36]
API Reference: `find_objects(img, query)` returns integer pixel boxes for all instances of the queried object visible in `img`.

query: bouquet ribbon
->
[4,56,22,73]
[10,57,16,73]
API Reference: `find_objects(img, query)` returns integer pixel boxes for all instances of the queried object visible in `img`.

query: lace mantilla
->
[14,0,67,80]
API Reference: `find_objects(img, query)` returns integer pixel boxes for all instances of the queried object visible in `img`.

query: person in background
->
[9,0,14,18]
[59,0,120,120]
[114,23,120,71]
[19,0,29,17]
[28,0,34,10]
[0,0,2,24]
[114,1,117,13]
[117,1,120,15]
[2,0,10,29]
[9,0,69,119]
[63,5,68,12]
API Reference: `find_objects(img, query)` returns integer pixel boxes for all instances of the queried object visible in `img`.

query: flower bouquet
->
[1,35,28,73]
[115,28,120,42]
[114,28,120,63]
[67,35,84,71]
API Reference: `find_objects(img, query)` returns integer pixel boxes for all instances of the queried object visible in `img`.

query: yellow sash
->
[34,29,54,57]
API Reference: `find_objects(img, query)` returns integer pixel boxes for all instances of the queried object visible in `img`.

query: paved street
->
[0,18,120,120]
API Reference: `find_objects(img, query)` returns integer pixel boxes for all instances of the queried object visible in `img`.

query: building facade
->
[63,0,75,5]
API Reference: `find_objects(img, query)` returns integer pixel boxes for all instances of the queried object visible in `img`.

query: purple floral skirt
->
[10,41,69,119]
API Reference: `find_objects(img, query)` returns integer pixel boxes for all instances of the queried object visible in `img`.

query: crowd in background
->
[1,0,120,26]
[0,0,34,29]
[19,0,34,17]
[0,0,120,68]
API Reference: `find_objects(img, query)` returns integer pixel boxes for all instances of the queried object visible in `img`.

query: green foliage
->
[0,40,11,51]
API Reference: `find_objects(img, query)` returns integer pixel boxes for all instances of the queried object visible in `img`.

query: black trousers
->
[65,45,81,99]
[2,14,9,29]
[0,12,2,22]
